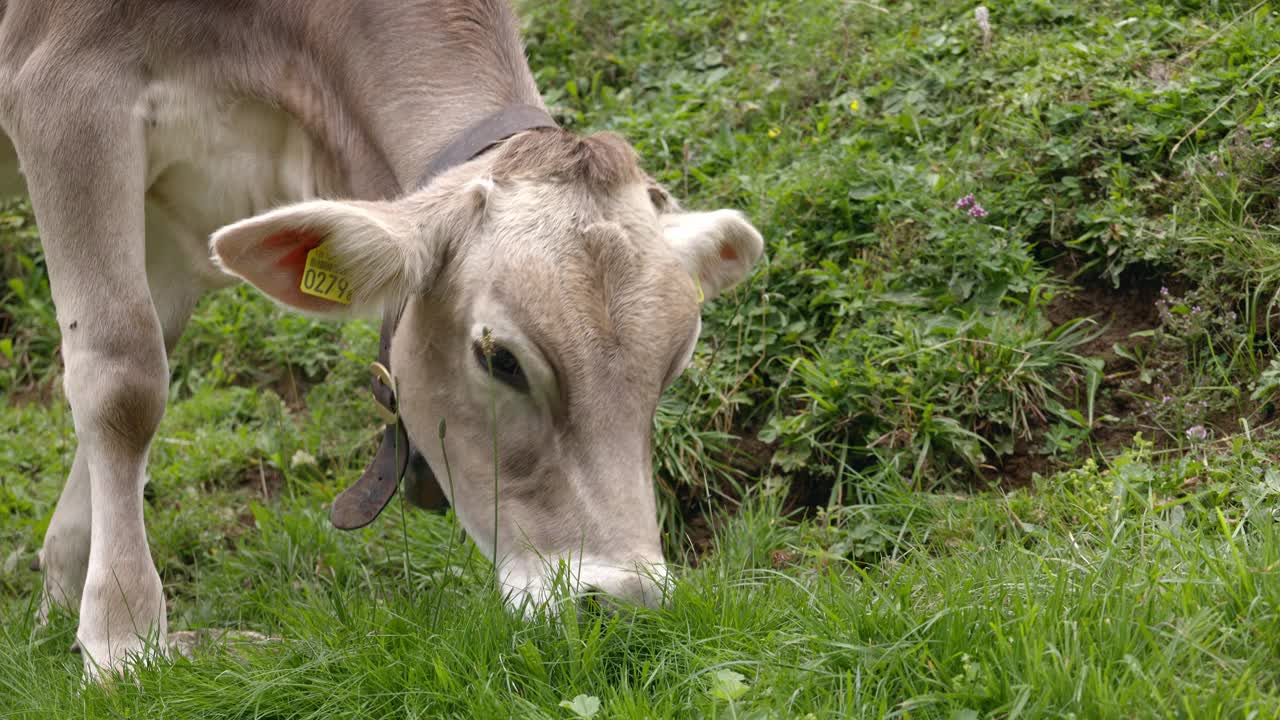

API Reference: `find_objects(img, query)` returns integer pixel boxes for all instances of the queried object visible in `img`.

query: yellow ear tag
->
[694,275,706,305]
[299,240,354,305]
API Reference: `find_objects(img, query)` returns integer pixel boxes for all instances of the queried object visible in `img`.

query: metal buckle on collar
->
[369,361,397,424]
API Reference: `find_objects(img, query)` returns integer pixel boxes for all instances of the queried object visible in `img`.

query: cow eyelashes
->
[474,341,529,393]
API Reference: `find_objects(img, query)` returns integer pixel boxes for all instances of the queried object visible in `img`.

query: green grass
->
[5,439,1280,716]
[3,0,1280,716]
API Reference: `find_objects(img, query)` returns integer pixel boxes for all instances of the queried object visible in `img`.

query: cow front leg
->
[34,212,206,635]
[7,70,168,682]
[36,449,91,627]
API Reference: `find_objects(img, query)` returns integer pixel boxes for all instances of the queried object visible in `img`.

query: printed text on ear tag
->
[299,240,354,305]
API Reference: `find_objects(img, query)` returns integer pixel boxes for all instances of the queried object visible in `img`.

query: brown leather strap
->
[415,104,558,188]
[329,103,557,530]
[330,422,409,530]
[371,301,403,415]
[402,445,448,509]
[331,307,411,530]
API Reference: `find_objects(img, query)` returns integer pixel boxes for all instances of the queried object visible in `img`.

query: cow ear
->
[645,176,679,213]
[662,209,764,301]
[210,198,433,317]
[210,181,487,316]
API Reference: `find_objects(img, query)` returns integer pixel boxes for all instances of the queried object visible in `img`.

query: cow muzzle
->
[498,555,669,616]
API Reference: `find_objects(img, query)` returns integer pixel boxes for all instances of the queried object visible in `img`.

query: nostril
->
[576,587,609,615]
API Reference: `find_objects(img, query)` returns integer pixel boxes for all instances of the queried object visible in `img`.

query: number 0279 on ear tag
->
[299,240,354,305]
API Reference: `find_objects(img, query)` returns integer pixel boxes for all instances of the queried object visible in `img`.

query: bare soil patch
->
[1046,274,1165,456]
[985,268,1168,488]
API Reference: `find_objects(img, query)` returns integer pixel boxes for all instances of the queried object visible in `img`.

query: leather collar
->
[329,103,558,530]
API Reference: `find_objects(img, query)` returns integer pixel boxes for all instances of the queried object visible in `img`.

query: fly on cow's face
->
[474,339,528,393]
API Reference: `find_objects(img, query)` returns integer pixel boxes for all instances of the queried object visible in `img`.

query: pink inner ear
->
[268,229,324,276]
[718,242,739,262]
[261,228,346,312]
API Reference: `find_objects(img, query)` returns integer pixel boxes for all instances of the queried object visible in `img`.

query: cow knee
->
[72,366,166,457]
[62,319,168,458]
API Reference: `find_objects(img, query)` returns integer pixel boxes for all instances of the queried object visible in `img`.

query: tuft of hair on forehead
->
[489,128,644,189]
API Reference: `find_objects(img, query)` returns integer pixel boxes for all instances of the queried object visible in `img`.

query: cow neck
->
[328,103,558,531]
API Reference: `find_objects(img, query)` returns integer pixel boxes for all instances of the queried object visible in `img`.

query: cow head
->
[210,128,763,612]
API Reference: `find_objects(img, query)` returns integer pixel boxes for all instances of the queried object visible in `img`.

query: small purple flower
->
[969,205,988,218]
[1185,425,1208,441]
[955,194,976,210]
[1264,138,1275,150]
[1216,170,1227,177]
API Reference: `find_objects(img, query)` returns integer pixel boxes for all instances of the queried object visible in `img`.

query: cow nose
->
[576,560,669,610]
[499,557,670,617]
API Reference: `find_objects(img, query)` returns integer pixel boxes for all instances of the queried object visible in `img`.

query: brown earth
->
[985,270,1168,488]
[1045,276,1164,452]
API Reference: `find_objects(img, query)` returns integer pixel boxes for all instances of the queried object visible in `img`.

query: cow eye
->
[474,341,528,392]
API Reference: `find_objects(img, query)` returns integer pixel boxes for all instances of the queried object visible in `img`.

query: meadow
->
[2,0,1279,717]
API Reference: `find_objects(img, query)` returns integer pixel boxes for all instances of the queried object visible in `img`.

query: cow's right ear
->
[211,199,424,317]
[210,182,487,317]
